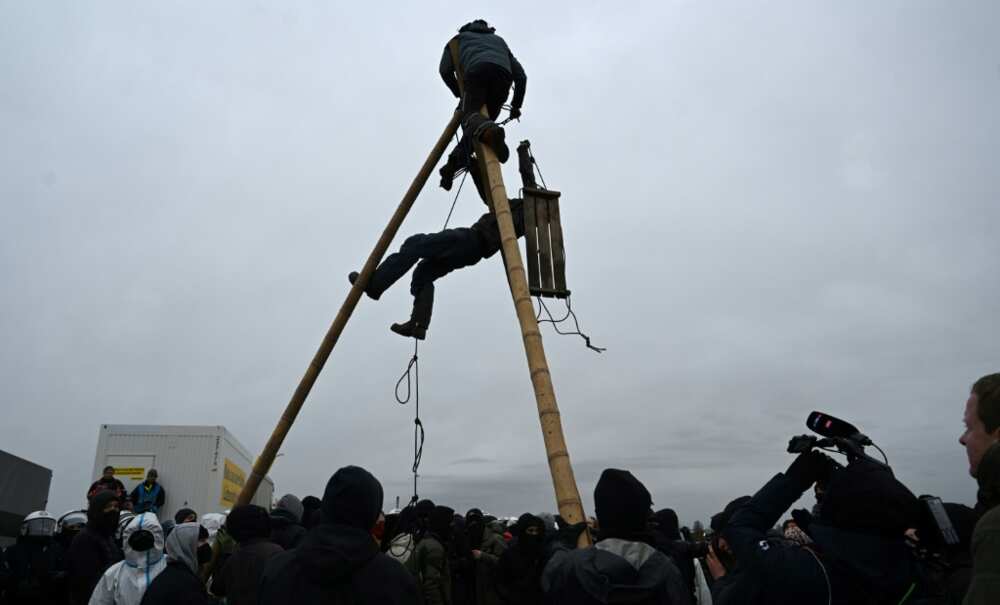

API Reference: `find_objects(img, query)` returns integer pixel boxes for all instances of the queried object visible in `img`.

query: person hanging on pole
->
[347,165,525,340]
[438,19,527,192]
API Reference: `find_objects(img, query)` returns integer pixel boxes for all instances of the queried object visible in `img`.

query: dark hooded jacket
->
[722,455,921,605]
[652,508,698,599]
[258,466,418,605]
[413,505,455,605]
[542,469,692,605]
[66,490,122,605]
[139,523,209,605]
[211,505,283,605]
[965,442,1000,604]
[439,20,527,108]
[270,493,307,550]
[3,533,64,603]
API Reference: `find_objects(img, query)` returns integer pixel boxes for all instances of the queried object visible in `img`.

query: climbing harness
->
[394,338,424,505]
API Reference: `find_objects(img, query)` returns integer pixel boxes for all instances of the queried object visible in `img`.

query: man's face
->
[102,500,120,514]
[146,472,157,484]
[960,393,999,477]
[103,468,114,480]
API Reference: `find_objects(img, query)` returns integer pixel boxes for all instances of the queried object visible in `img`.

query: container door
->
[105,454,155,496]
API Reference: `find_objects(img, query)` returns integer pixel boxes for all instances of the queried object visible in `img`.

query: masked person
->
[412,505,455,605]
[211,505,283,605]
[3,511,62,604]
[496,514,546,605]
[438,19,527,191]
[542,469,692,605]
[88,513,166,605]
[138,523,209,605]
[87,466,128,507]
[651,508,701,600]
[259,465,419,605]
[128,470,165,515]
[67,492,123,605]
[463,509,506,605]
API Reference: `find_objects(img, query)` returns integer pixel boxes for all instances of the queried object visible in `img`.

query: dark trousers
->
[368,228,485,325]
[446,64,513,172]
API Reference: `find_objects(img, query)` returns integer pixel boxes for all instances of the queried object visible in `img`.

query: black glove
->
[785,450,832,488]
[509,106,522,120]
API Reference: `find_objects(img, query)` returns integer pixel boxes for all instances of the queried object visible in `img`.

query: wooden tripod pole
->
[474,120,592,546]
[236,110,462,508]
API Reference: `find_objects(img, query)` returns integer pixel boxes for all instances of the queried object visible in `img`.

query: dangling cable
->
[394,338,424,504]
[526,146,548,190]
[441,169,468,230]
[534,296,606,353]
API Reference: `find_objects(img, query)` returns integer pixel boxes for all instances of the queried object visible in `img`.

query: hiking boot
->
[347,271,380,300]
[439,165,454,191]
[487,126,510,163]
[390,320,427,340]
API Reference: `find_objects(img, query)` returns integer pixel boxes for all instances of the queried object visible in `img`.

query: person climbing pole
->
[438,19,527,192]
[348,165,525,340]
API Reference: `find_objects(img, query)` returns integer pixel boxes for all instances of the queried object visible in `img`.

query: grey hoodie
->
[164,522,200,574]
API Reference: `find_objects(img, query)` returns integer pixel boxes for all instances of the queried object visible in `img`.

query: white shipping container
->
[92,425,274,521]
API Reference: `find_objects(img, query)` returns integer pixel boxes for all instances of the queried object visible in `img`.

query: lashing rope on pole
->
[394,338,424,505]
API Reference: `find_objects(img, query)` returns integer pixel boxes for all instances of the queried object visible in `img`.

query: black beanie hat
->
[415,499,435,519]
[821,459,919,535]
[594,469,652,533]
[654,508,681,540]
[711,496,752,532]
[321,465,384,531]
[429,505,455,537]
[227,504,270,543]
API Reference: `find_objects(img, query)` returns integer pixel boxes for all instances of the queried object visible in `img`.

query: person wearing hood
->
[541,469,691,605]
[88,512,166,605]
[68,491,123,605]
[960,373,1000,604]
[386,505,419,568]
[464,508,506,605]
[258,465,418,605]
[211,504,283,605]
[138,522,209,605]
[438,19,527,191]
[719,448,923,605]
[3,511,63,604]
[128,470,165,516]
[300,495,322,530]
[651,508,699,600]
[496,513,546,605]
[269,494,306,550]
[412,504,455,605]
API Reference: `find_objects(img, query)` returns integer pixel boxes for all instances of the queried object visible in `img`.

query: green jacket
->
[473,521,507,605]
[965,443,1000,605]
[414,534,451,605]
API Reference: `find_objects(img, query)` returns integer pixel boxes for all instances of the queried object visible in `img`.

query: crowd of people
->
[0,372,998,604]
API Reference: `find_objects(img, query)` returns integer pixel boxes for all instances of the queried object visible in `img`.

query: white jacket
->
[89,513,167,605]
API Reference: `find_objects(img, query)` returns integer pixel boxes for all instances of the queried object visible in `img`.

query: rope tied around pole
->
[535,295,606,353]
[395,338,424,504]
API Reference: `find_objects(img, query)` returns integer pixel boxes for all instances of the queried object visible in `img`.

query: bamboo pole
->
[473,123,591,546]
[201,112,461,582]
[235,110,462,507]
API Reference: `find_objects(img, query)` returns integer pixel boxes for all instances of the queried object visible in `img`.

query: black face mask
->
[197,543,212,565]
[98,510,121,535]
[128,530,155,552]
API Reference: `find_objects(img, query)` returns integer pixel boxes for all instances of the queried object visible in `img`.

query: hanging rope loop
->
[395,338,425,503]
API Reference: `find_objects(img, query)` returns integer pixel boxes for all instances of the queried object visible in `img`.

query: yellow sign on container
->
[220,458,247,508]
[115,467,146,479]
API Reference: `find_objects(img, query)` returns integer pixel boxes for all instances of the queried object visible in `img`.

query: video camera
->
[788,412,960,549]
[786,411,889,468]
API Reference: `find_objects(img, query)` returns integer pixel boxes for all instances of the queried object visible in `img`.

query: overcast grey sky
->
[2,1,998,525]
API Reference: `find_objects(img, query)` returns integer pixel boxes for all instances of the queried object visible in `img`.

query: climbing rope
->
[534,296,606,353]
[394,338,424,504]
[441,169,468,230]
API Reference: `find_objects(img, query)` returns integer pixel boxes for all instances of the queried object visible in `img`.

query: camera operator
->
[721,446,926,605]
[959,373,1000,604]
